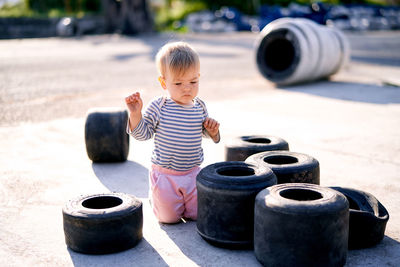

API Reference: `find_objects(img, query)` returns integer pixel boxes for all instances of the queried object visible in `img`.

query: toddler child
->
[125,41,220,223]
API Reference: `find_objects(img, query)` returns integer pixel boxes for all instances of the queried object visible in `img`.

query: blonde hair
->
[156,41,200,78]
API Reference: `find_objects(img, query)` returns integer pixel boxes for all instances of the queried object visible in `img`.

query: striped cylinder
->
[255,18,350,86]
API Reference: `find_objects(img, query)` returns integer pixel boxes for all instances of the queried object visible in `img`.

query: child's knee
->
[158,215,181,224]
[183,210,197,221]
[183,200,197,220]
[151,195,184,223]
[154,206,183,224]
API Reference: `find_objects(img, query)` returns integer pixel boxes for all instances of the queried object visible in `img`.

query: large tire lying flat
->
[85,107,129,162]
[225,135,289,161]
[246,151,320,184]
[254,183,349,267]
[63,193,143,254]
[196,161,277,248]
[330,187,389,249]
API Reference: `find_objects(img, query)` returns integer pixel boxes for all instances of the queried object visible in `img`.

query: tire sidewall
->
[63,193,141,219]
[330,187,389,249]
[197,161,277,190]
[257,183,348,215]
[246,151,320,184]
[196,162,277,247]
[62,193,143,254]
[84,108,129,162]
[225,135,289,161]
[254,183,349,267]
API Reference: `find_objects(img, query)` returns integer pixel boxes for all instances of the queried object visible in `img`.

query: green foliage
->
[153,0,207,31]
[1,0,396,21]
[0,2,34,17]
[0,0,101,18]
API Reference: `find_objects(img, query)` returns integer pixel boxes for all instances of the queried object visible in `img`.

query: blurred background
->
[1,0,400,38]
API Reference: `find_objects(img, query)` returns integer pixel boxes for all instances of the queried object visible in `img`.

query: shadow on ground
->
[92,160,149,198]
[67,237,168,267]
[351,55,400,67]
[160,222,210,266]
[157,220,399,266]
[346,236,400,266]
[280,80,400,104]
[159,221,259,266]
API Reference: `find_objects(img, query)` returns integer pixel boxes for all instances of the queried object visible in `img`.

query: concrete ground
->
[0,31,399,266]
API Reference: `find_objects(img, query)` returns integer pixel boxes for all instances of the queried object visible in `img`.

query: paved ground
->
[0,31,400,266]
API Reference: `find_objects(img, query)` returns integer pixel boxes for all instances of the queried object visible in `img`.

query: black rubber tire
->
[62,193,143,254]
[330,187,389,249]
[85,107,129,162]
[254,183,349,267]
[224,135,289,161]
[245,151,320,184]
[196,161,277,249]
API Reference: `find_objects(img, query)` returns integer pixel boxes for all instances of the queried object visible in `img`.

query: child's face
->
[160,65,200,105]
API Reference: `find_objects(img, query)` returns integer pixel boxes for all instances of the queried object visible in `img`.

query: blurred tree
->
[103,0,153,34]
[25,0,101,14]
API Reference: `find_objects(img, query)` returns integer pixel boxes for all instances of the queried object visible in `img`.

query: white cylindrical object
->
[255,18,350,86]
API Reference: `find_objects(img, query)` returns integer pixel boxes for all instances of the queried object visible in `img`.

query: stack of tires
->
[224,135,289,161]
[68,103,389,262]
[255,18,350,86]
[224,135,320,185]
[197,134,389,266]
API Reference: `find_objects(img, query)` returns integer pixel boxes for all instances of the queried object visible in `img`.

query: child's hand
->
[204,117,220,143]
[125,92,143,131]
[125,92,143,115]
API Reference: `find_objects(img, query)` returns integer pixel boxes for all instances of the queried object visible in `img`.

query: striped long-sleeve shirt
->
[128,96,209,171]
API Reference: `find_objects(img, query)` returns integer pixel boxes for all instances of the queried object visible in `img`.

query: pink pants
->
[150,164,201,224]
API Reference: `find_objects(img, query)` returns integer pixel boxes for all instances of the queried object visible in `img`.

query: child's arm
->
[125,93,160,141]
[125,92,143,131]
[204,117,220,143]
